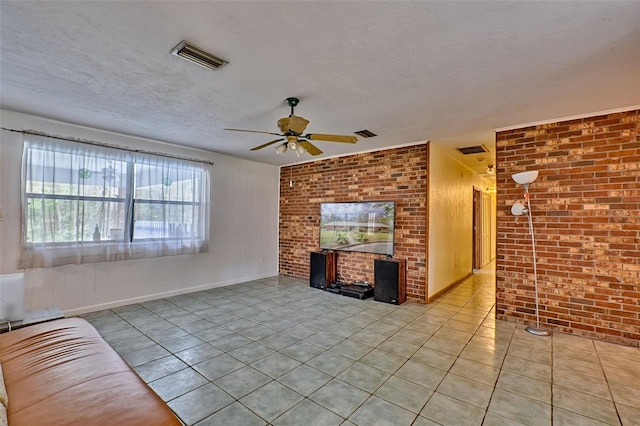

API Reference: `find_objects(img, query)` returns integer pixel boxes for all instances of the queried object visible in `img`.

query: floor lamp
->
[511,170,550,337]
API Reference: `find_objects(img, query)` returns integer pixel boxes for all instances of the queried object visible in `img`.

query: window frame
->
[21,136,209,248]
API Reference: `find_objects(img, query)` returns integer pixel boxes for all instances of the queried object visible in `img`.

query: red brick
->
[496,109,639,347]
[279,144,428,302]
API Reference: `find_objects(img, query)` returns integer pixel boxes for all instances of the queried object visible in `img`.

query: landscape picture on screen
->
[319,201,395,256]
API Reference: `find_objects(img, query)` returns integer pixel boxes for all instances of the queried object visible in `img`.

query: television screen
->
[319,201,395,256]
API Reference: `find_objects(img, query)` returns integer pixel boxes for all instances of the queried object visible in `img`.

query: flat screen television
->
[319,201,395,256]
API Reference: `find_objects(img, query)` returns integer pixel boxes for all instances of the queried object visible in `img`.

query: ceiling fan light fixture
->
[275,143,288,154]
[171,41,228,70]
[228,97,356,157]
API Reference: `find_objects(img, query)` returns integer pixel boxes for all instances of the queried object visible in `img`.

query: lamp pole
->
[523,184,549,336]
[511,170,550,337]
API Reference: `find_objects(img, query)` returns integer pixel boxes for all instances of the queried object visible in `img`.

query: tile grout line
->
[441,275,514,424]
[84,272,637,426]
[592,339,624,426]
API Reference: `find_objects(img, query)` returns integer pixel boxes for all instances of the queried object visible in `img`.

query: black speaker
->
[374,258,406,304]
[310,251,336,289]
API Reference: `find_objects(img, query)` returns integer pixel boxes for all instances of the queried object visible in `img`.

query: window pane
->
[26,148,127,198]
[134,163,200,202]
[26,198,127,243]
[24,145,128,244]
[133,203,199,239]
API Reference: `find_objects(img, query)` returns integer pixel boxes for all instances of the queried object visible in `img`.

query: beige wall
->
[428,143,494,299]
[0,110,280,316]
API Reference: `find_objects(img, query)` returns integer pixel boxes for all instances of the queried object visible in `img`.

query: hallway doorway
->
[472,187,492,270]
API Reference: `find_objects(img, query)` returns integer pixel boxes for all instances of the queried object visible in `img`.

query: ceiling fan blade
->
[250,138,284,151]
[288,115,310,134]
[225,128,283,137]
[299,140,323,156]
[304,133,358,143]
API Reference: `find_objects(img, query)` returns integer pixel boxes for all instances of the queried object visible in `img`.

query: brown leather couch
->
[0,317,182,425]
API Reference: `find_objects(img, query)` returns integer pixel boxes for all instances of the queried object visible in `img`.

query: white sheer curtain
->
[19,134,210,268]
[129,151,210,259]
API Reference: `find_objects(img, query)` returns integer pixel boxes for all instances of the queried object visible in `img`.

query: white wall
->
[0,110,280,315]
[428,143,493,299]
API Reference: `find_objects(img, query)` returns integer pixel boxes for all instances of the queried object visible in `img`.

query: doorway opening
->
[473,187,493,270]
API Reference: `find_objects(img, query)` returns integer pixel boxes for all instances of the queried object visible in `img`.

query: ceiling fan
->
[225,97,358,156]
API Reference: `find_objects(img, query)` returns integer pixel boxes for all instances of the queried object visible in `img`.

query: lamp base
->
[526,326,551,337]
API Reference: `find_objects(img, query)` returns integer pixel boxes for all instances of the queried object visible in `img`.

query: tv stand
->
[325,281,374,300]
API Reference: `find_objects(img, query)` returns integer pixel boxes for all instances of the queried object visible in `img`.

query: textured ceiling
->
[1,1,639,176]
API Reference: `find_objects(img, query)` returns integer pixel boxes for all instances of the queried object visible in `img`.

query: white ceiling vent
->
[354,129,377,138]
[456,145,489,155]
[171,41,228,70]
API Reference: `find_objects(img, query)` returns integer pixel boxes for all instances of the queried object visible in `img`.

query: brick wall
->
[496,109,639,346]
[279,144,428,302]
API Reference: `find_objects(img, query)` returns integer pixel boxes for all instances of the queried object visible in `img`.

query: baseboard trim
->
[426,272,472,304]
[64,273,276,317]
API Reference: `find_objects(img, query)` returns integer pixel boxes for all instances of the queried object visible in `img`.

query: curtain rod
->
[1,127,215,166]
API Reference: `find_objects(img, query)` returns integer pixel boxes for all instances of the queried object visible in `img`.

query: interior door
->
[482,192,492,266]
[473,188,482,269]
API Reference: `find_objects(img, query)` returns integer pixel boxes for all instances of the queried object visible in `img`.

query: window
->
[19,134,210,268]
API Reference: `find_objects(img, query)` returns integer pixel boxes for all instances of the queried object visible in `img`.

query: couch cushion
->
[0,318,181,426]
[0,403,6,426]
[0,362,7,408]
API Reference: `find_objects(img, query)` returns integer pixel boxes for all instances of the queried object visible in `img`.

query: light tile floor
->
[81,265,640,425]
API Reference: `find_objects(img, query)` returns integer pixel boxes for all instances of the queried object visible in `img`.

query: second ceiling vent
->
[456,145,488,155]
[354,129,377,138]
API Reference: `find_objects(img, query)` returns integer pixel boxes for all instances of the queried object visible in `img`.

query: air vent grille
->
[354,129,377,138]
[456,145,488,155]
[171,41,228,70]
